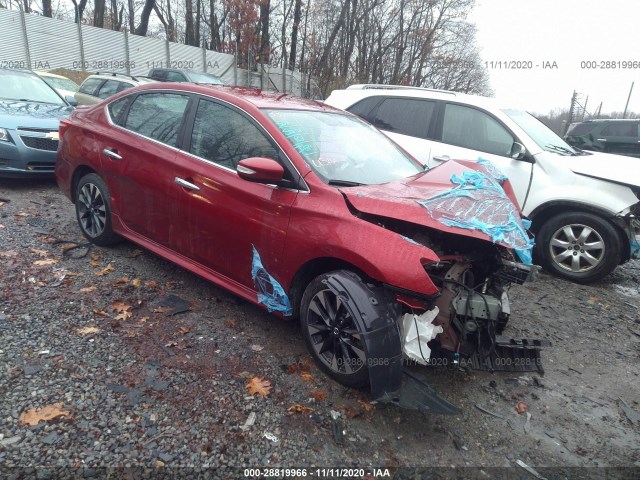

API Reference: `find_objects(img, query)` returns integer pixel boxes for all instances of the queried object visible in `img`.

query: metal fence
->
[0,8,317,97]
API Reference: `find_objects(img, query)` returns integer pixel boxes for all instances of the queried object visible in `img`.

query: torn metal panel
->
[389,370,460,414]
[401,308,442,365]
[251,245,293,316]
[418,170,534,264]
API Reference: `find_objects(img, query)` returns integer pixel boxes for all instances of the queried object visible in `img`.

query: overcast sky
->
[468,0,639,115]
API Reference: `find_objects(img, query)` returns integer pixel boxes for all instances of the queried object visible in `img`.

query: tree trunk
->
[127,0,135,32]
[259,0,270,65]
[94,0,105,28]
[195,0,201,47]
[134,0,156,36]
[71,0,88,23]
[288,0,302,69]
[185,0,195,46]
[209,0,221,51]
[22,0,30,13]
[42,0,52,17]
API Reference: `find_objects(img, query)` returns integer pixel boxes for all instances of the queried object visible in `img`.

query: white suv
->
[325,84,640,283]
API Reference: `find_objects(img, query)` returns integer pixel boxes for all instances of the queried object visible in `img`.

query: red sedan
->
[56,84,542,412]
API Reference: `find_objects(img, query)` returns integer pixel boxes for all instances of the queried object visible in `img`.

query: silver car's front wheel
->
[535,212,621,284]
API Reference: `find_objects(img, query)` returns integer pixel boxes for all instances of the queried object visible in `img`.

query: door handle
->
[103,149,122,160]
[433,155,450,162]
[175,177,200,191]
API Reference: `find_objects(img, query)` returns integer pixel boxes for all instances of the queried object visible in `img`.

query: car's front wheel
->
[300,271,371,388]
[534,212,622,283]
[75,173,119,246]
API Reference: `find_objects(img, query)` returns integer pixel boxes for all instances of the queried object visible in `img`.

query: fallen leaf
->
[130,249,143,258]
[34,259,58,266]
[14,212,29,217]
[224,318,237,328]
[247,376,272,397]
[96,264,113,276]
[30,248,48,257]
[300,372,314,382]
[131,278,142,287]
[114,277,129,285]
[92,308,109,317]
[288,404,315,414]
[90,260,100,267]
[79,286,97,293]
[340,406,362,419]
[176,326,190,335]
[152,306,172,314]
[516,401,527,414]
[309,390,327,401]
[19,403,70,426]
[286,363,299,374]
[0,250,18,257]
[251,344,264,352]
[358,400,376,412]
[164,341,178,348]
[114,311,132,321]
[234,371,253,379]
[137,317,150,323]
[77,326,102,335]
[145,280,158,288]
[90,253,101,261]
[111,301,132,313]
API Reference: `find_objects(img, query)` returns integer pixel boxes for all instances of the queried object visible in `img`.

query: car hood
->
[0,99,73,129]
[568,151,640,187]
[339,160,534,260]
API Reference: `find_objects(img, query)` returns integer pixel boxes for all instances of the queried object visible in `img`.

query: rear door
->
[430,102,534,209]
[599,122,640,157]
[169,97,298,286]
[99,91,192,245]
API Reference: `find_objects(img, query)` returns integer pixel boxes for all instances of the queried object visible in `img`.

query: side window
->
[190,100,279,169]
[372,98,436,139]
[107,96,131,126]
[79,78,103,95]
[96,80,124,100]
[442,104,514,157]
[347,97,382,122]
[124,93,190,146]
[601,122,638,137]
[166,72,187,82]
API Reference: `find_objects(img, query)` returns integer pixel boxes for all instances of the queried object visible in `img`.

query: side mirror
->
[510,142,530,161]
[237,157,285,184]
[65,95,78,107]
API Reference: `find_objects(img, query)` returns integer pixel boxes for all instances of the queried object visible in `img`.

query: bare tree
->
[134,0,156,36]
[42,0,52,17]
[71,0,88,23]
[288,0,302,69]
[94,0,105,27]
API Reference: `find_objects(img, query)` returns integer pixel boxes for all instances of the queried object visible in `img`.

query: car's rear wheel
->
[75,173,119,246]
[300,271,370,388]
[535,212,621,283]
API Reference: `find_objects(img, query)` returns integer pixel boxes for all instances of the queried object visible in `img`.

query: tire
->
[75,173,120,246]
[534,212,621,283]
[300,271,371,388]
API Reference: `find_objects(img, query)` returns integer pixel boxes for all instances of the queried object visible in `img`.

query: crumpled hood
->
[568,151,640,187]
[340,160,533,261]
[0,100,73,130]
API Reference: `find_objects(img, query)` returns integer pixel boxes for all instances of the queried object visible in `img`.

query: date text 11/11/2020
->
[244,468,392,478]
[485,60,558,70]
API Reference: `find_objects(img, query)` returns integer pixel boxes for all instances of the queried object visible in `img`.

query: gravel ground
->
[1,178,639,479]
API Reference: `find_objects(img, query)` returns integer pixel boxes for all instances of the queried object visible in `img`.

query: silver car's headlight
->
[0,128,9,142]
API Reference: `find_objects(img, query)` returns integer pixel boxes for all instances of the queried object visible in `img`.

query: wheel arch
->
[288,257,368,321]
[71,165,98,203]
[528,200,629,260]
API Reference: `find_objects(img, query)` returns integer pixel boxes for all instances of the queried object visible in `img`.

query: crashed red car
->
[56,84,544,412]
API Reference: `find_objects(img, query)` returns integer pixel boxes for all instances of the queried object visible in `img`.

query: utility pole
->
[582,96,589,120]
[623,82,634,119]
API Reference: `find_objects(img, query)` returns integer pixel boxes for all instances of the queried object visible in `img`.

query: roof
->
[133,83,336,112]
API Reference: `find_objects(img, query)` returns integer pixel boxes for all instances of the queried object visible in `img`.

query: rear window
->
[601,122,639,137]
[79,78,103,95]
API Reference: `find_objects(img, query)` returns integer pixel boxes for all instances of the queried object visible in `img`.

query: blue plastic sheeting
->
[251,246,293,316]
[418,170,534,264]
[631,240,640,259]
[477,157,508,182]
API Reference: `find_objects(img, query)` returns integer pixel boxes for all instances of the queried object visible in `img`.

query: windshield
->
[504,109,578,155]
[187,71,224,84]
[264,109,423,185]
[41,76,79,93]
[0,71,66,105]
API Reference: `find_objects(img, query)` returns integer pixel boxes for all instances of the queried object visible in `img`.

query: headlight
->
[0,128,9,142]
